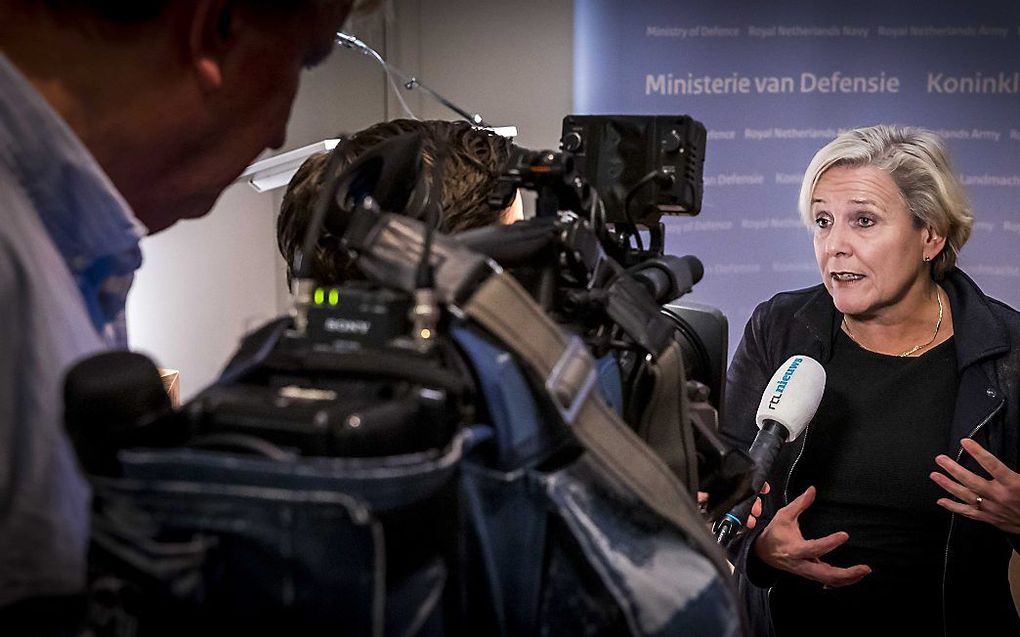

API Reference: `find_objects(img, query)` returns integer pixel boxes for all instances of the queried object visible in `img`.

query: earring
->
[922,255,931,262]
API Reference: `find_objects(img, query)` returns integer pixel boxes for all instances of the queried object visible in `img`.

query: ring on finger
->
[975,496,983,508]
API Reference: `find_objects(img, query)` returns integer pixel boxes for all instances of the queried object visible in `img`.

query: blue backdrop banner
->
[574,1,1020,361]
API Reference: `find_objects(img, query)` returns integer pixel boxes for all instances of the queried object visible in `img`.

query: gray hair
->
[798,124,973,280]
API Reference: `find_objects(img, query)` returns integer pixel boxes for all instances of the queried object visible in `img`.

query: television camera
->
[453,115,748,508]
[68,114,751,514]
[66,114,752,635]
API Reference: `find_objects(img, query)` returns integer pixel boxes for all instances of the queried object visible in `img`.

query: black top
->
[770,329,958,636]
[720,270,1020,636]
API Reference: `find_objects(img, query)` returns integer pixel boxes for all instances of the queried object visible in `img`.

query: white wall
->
[126,1,574,400]
[126,182,282,398]
[387,0,574,150]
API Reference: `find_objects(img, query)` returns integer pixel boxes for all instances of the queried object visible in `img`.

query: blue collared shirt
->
[0,51,145,606]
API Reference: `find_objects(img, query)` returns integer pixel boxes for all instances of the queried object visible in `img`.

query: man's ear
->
[188,0,234,92]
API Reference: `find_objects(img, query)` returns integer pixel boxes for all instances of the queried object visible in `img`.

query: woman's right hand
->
[753,486,872,587]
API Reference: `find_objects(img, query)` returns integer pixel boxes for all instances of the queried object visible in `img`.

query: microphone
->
[715,355,826,546]
[629,255,704,304]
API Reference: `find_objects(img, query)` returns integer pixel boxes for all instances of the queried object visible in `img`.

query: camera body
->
[562,114,706,222]
[73,113,735,494]
[69,114,748,635]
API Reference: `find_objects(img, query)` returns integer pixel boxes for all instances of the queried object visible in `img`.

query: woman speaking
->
[721,125,1020,635]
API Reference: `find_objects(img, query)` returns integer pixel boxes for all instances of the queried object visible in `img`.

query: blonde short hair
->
[798,125,973,280]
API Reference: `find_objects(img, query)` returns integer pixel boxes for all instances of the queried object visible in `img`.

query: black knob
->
[562,131,583,152]
[662,129,684,153]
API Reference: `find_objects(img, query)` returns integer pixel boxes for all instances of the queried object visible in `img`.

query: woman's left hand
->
[930,438,1020,534]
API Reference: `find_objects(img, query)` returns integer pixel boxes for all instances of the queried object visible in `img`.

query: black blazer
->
[720,268,1020,635]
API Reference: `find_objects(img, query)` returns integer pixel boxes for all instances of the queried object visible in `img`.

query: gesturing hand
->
[753,486,872,587]
[930,437,1020,534]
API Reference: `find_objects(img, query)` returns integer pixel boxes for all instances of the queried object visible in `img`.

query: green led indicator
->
[329,289,340,306]
[313,288,325,305]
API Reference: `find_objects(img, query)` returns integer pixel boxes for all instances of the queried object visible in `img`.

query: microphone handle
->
[716,419,789,545]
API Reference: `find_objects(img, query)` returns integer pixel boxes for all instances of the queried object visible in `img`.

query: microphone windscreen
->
[64,351,172,476]
[684,255,704,286]
[64,351,169,435]
[754,355,825,441]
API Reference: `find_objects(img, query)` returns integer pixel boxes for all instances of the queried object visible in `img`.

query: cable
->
[336,32,418,120]
[589,188,606,230]
[415,142,445,289]
[293,138,352,280]
[336,32,488,127]
[622,169,672,253]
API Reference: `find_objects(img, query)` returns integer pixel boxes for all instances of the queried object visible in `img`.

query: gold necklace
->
[843,289,943,357]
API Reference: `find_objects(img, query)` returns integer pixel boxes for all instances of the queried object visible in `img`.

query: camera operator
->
[277,118,525,285]
[0,0,376,628]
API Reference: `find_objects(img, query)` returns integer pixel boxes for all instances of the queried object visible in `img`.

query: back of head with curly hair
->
[277,119,518,285]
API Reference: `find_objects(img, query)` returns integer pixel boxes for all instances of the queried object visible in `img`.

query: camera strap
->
[345,212,738,608]
[602,273,675,356]
[594,271,701,490]
[463,272,736,591]
[633,338,699,491]
[344,210,496,305]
